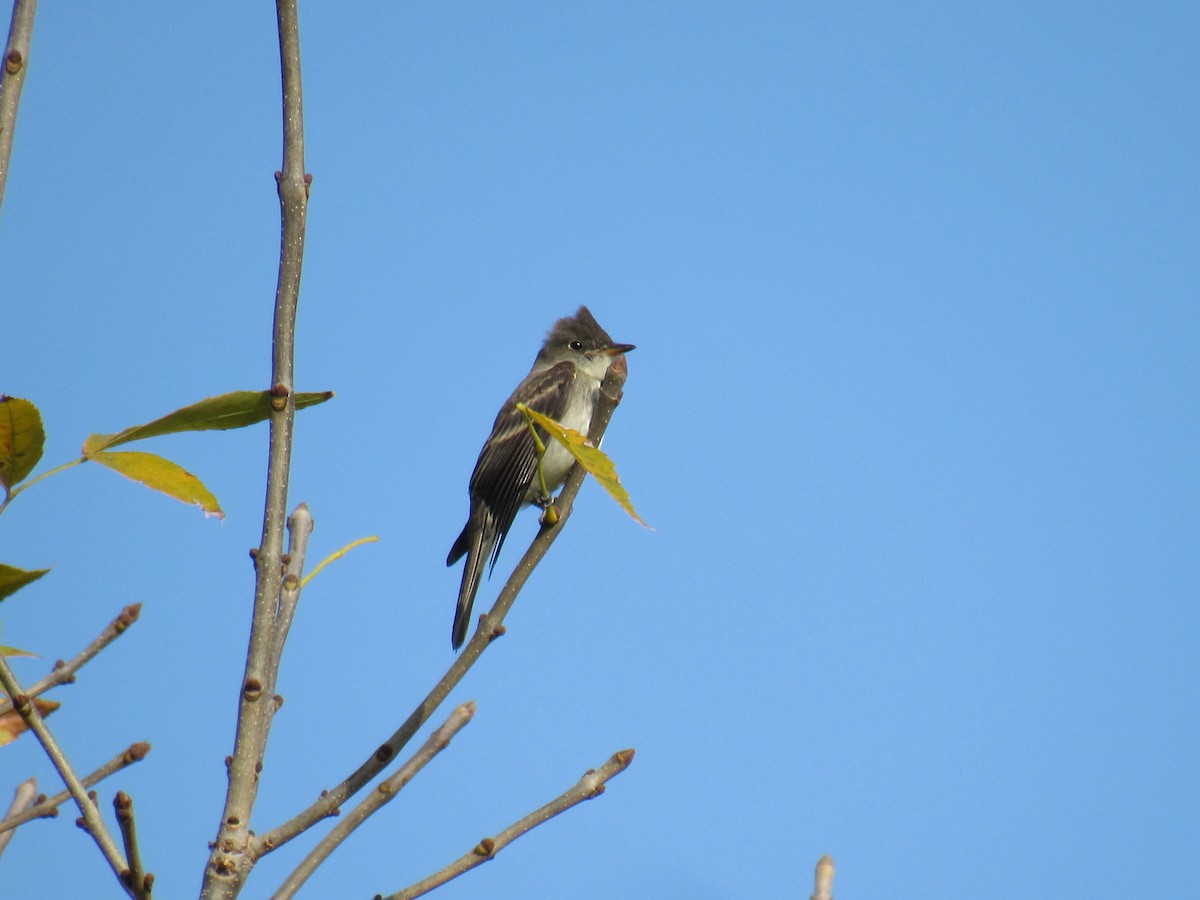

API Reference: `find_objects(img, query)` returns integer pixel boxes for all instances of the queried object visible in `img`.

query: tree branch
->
[0,742,150,836]
[113,791,152,899]
[200,0,310,895]
[0,0,37,212]
[0,603,142,718]
[271,702,476,900]
[252,362,629,858]
[0,778,36,858]
[811,854,835,900]
[0,655,131,894]
[383,748,635,900]
[268,504,313,678]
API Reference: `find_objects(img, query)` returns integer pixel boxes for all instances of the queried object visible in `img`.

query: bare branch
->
[0,656,131,894]
[0,603,142,718]
[0,742,150,835]
[0,0,38,211]
[383,748,635,900]
[271,702,476,900]
[811,854,835,900]
[200,0,310,895]
[0,778,36,858]
[113,791,152,900]
[253,362,629,858]
[269,504,314,675]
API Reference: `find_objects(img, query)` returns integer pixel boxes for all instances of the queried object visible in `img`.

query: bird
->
[446,306,634,649]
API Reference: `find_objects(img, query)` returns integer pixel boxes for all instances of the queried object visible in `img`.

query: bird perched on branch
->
[447,307,634,649]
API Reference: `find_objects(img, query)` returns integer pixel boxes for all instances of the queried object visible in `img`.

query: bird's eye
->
[569,340,584,351]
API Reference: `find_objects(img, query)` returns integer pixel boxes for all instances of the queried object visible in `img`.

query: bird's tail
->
[448,505,495,650]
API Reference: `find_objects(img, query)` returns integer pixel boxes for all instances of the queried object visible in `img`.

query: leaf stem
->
[516,403,551,502]
[0,457,85,515]
[301,535,378,588]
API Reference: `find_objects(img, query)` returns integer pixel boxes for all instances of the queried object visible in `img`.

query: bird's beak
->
[603,343,636,355]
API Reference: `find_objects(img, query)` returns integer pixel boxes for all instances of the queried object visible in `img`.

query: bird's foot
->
[535,494,561,526]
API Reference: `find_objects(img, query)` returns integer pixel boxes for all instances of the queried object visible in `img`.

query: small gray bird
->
[447,307,634,649]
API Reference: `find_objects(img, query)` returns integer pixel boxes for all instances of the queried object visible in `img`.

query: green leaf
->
[517,404,650,528]
[90,450,224,518]
[83,389,334,453]
[0,644,37,659]
[0,563,50,603]
[0,396,46,490]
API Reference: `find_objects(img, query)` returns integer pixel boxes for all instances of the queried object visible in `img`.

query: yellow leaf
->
[517,404,650,528]
[0,563,50,603]
[0,644,37,659]
[0,698,59,747]
[84,389,334,453]
[90,450,224,518]
[0,396,46,490]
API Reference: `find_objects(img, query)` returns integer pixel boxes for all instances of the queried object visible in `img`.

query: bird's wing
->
[468,360,576,568]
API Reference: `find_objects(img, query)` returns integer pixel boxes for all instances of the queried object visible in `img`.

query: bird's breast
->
[525,378,598,501]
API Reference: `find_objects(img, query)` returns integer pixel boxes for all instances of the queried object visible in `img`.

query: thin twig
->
[253,363,629,858]
[0,656,131,893]
[0,742,151,835]
[114,791,152,899]
[0,603,142,718]
[383,748,635,900]
[199,1,310,896]
[0,778,36,857]
[269,504,313,674]
[0,0,38,212]
[811,854,835,900]
[271,702,476,900]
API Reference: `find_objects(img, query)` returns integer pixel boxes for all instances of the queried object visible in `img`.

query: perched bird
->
[447,307,635,649]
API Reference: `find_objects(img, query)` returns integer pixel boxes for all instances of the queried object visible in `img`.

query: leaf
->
[517,404,650,528]
[90,451,224,518]
[0,644,37,659]
[0,396,46,489]
[0,563,50,603]
[0,698,59,747]
[83,389,334,453]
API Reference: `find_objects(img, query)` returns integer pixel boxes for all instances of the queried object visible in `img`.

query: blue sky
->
[2,2,1197,897]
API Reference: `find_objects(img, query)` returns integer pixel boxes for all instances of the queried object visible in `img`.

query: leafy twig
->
[252,361,629,858]
[271,702,476,900]
[383,748,635,900]
[0,742,150,836]
[0,604,142,718]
